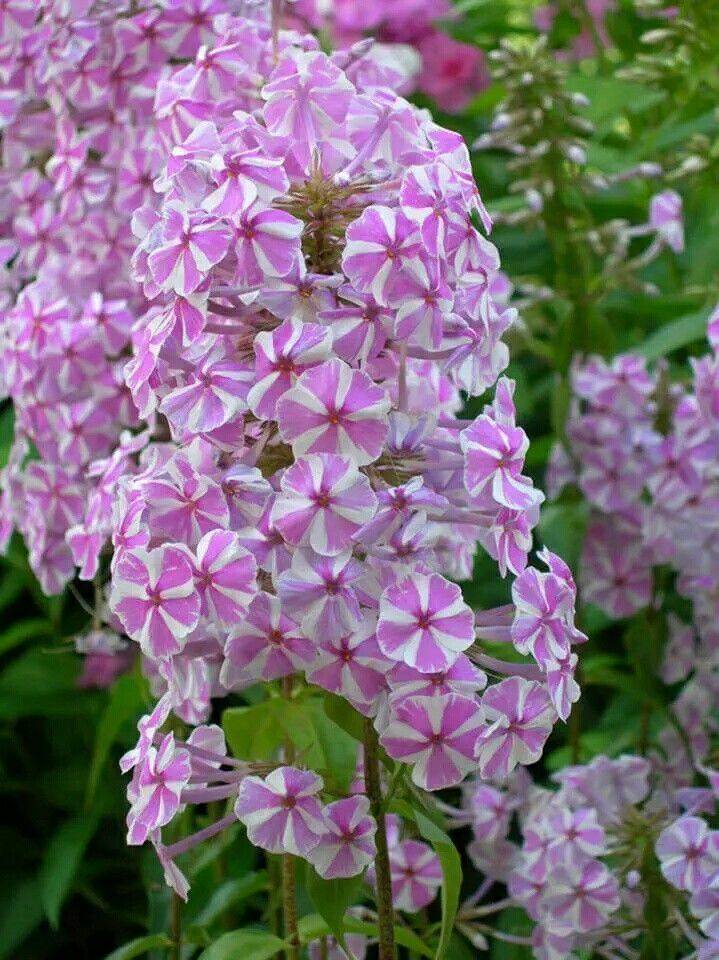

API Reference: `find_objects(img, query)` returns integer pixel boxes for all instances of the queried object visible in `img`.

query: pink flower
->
[308,796,377,879]
[248,318,333,420]
[547,808,606,865]
[381,692,482,790]
[221,591,314,687]
[461,400,543,512]
[306,617,389,712]
[399,162,465,258]
[512,563,584,670]
[235,766,325,856]
[342,206,422,306]
[144,455,229,548]
[233,201,303,286]
[193,529,257,627]
[160,344,254,434]
[127,733,191,845]
[148,207,231,297]
[377,572,474,673]
[272,454,377,556]
[262,49,354,168]
[476,678,556,779]
[657,816,719,893]
[650,190,684,254]
[416,31,489,113]
[387,839,442,913]
[110,545,201,660]
[277,547,372,639]
[205,146,289,215]
[277,359,390,465]
[543,858,620,933]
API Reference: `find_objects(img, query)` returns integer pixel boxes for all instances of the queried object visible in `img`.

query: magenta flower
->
[381,693,483,790]
[391,256,454,350]
[342,206,422,306]
[377,572,474,673]
[318,288,392,367]
[160,345,254,435]
[233,201,303,286]
[388,839,442,913]
[461,401,542,511]
[399,162,465,258]
[657,816,719,893]
[193,529,257,627]
[476,678,556,779]
[148,207,231,297]
[144,455,229,547]
[543,858,620,933]
[277,359,390,465]
[272,454,377,556]
[235,766,325,856]
[126,733,191,845]
[306,618,388,713]
[649,189,684,254]
[221,591,314,687]
[277,547,372,639]
[248,318,333,420]
[262,49,354,168]
[308,796,377,879]
[110,545,201,661]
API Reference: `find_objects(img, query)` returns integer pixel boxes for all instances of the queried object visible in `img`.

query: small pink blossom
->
[235,766,325,856]
[308,796,377,879]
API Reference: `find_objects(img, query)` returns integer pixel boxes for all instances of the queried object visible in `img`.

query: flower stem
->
[281,675,300,960]
[363,717,396,960]
[170,892,182,960]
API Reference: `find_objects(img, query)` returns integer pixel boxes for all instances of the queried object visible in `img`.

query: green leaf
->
[101,934,173,960]
[86,671,147,804]
[0,877,44,960]
[393,800,462,960]
[637,309,708,360]
[489,907,533,959]
[196,929,288,960]
[39,815,99,928]
[539,501,589,574]
[306,868,363,954]
[322,692,364,742]
[190,872,268,927]
[298,913,434,958]
[0,617,49,654]
[0,647,97,719]
[222,700,286,761]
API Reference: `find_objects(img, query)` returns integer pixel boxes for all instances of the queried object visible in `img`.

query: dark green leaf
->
[39,815,99,928]
[101,934,173,960]
[196,929,288,960]
[86,671,147,804]
[298,913,434,958]
[0,877,44,960]
[393,800,462,960]
[306,868,363,954]
[637,309,708,360]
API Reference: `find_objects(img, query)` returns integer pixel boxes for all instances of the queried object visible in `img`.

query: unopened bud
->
[641,29,673,44]
[565,144,587,165]
[525,188,543,213]
[570,92,590,108]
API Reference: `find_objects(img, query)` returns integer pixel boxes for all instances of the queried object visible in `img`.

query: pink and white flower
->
[193,529,257,627]
[127,733,191,845]
[381,693,483,790]
[476,678,556,779]
[110,545,201,661]
[377,573,474,673]
[272,454,377,556]
[308,796,377,879]
[277,359,390,465]
[235,766,325,856]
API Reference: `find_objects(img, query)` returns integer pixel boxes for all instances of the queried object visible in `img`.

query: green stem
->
[281,676,300,960]
[363,717,396,960]
[170,893,182,960]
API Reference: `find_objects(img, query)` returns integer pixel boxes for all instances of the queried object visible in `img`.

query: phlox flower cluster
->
[0,0,583,912]
[443,752,719,959]
[291,0,489,111]
[548,305,719,784]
